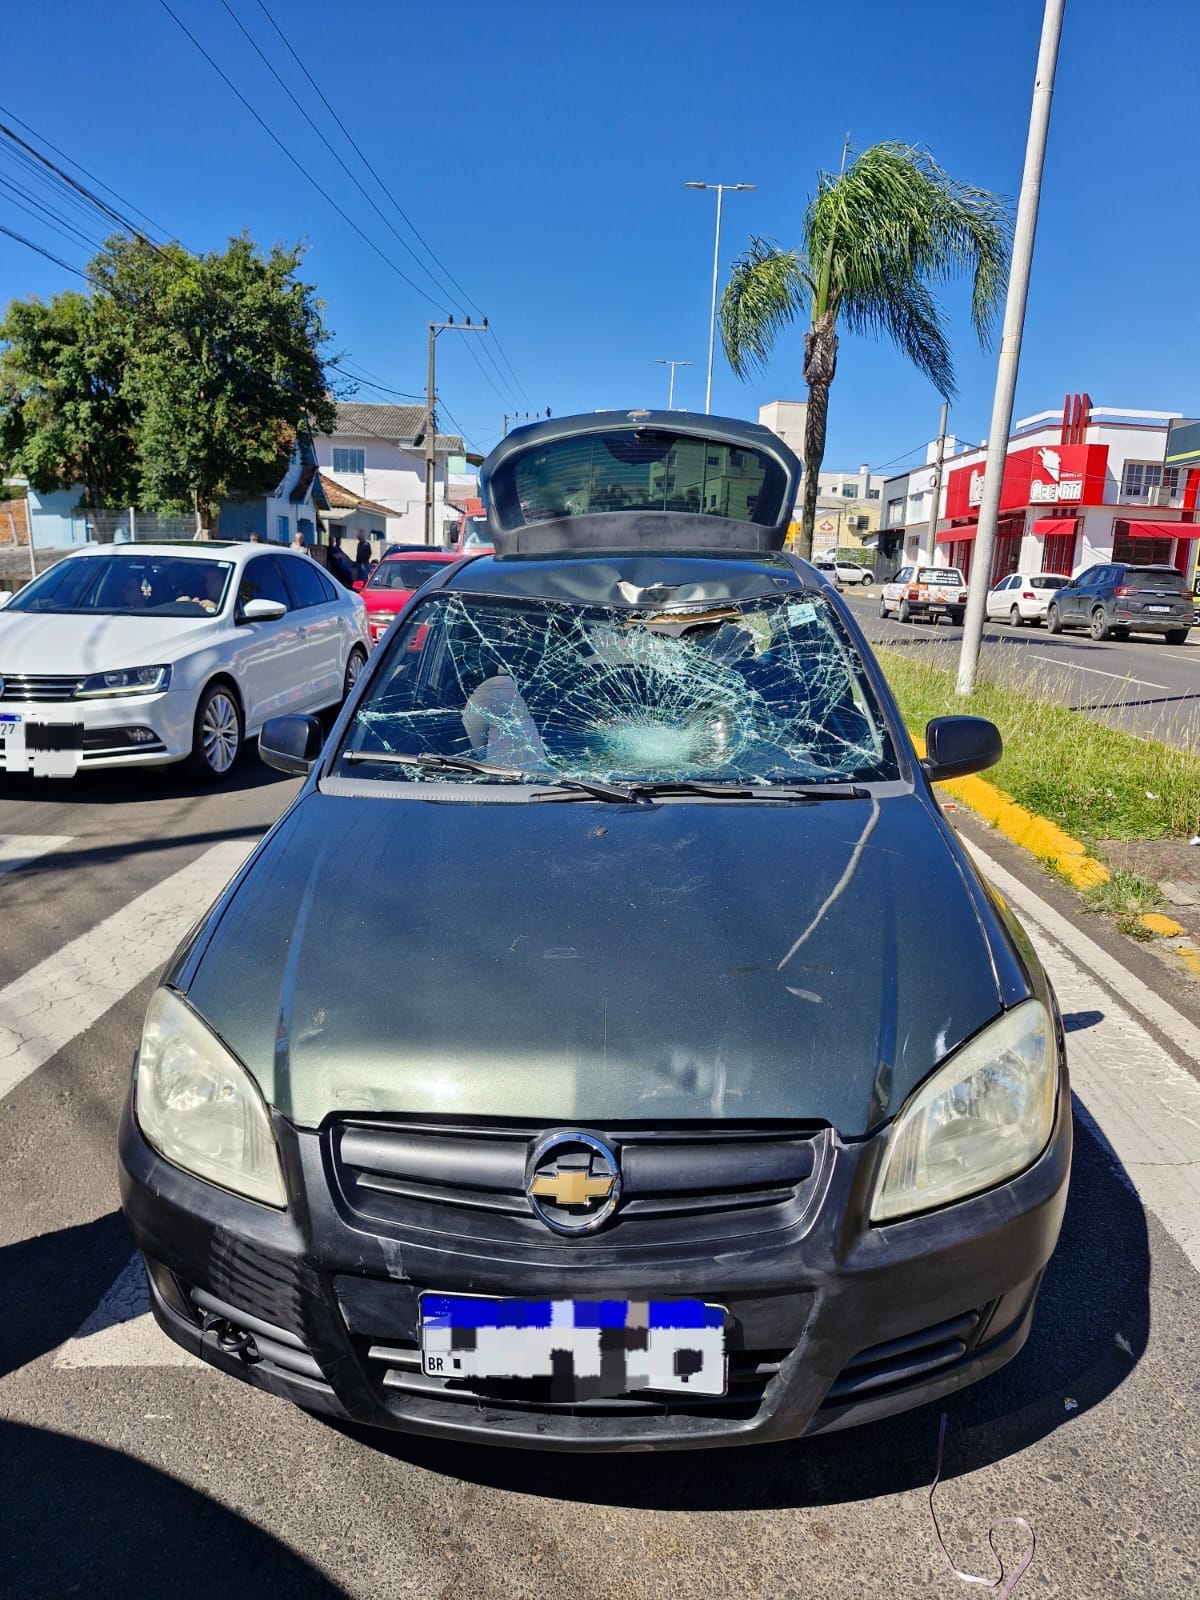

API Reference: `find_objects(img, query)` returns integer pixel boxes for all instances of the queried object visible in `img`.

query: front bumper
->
[118,1085,1071,1452]
[0,691,191,774]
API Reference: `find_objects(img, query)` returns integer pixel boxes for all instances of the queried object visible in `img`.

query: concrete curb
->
[912,735,1199,957]
[911,734,1111,891]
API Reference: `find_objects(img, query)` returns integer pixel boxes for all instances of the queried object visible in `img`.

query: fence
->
[70,509,198,543]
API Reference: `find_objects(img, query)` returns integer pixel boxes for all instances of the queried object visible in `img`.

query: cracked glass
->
[334,588,899,789]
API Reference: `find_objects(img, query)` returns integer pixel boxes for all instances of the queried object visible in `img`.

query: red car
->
[355,550,459,646]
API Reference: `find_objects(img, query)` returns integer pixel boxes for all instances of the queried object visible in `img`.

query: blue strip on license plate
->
[419,1295,728,1396]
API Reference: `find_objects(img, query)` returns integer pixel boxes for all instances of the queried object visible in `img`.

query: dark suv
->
[1046,562,1192,643]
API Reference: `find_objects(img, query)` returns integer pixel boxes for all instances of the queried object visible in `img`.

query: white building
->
[315,403,466,546]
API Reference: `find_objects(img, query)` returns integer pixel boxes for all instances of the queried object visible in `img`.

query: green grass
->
[877,647,1200,844]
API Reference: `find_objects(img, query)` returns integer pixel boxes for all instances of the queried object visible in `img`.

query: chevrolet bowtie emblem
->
[526,1131,622,1235]
[529,1170,614,1208]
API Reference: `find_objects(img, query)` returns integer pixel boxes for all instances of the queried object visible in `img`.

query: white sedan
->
[813,558,874,587]
[985,571,1071,627]
[0,542,369,782]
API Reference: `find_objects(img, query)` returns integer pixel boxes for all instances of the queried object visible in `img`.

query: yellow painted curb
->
[1176,944,1200,977]
[910,733,1111,892]
[1139,912,1186,938]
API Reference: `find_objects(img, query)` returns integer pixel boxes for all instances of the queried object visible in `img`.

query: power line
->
[156,0,443,309]
[0,117,156,244]
[251,0,482,318]
[0,174,107,255]
[487,328,533,408]
[217,0,460,311]
[0,101,171,241]
[326,362,423,400]
[0,222,96,284]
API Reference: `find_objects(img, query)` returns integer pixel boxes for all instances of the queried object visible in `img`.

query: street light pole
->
[685,181,755,413]
[956,0,1066,696]
[655,359,692,410]
[424,315,488,546]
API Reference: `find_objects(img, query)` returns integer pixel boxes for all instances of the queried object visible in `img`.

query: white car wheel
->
[184,683,243,784]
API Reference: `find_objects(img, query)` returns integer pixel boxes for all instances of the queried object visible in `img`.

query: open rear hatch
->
[479,410,802,556]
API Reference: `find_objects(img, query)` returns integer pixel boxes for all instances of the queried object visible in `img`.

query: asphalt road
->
[2,761,1199,1599]
[842,588,1200,749]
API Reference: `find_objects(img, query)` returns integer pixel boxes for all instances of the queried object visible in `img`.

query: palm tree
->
[720,142,1010,560]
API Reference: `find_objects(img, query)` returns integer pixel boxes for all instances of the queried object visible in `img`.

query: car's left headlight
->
[870,1000,1057,1223]
[135,987,286,1208]
[75,664,171,698]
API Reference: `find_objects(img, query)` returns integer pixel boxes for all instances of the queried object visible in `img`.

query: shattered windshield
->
[334,587,899,789]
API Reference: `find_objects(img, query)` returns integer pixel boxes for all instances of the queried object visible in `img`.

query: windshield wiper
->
[627,780,872,801]
[342,749,638,801]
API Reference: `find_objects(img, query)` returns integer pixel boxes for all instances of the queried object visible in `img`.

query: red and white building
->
[931,395,1199,587]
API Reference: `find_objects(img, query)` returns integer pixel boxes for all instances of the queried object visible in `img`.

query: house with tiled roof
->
[217,402,470,554]
[312,402,467,547]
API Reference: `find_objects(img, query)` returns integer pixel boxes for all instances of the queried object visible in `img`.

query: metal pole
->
[924,401,949,567]
[957,0,1066,697]
[656,359,692,410]
[424,322,437,548]
[705,187,723,414]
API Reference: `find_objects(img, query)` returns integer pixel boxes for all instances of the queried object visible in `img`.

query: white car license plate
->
[419,1294,728,1396]
[0,715,83,776]
[1146,604,1171,613]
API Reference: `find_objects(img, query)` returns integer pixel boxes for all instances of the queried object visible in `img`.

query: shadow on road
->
[0,1210,133,1380]
[0,1420,348,1599]
[0,747,297,809]
[343,1102,1149,1510]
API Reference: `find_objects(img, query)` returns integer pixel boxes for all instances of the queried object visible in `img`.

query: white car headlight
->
[870,1000,1057,1223]
[76,664,171,697]
[135,987,286,1208]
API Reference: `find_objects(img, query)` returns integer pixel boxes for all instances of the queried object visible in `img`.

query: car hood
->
[182,789,1025,1136]
[0,611,219,674]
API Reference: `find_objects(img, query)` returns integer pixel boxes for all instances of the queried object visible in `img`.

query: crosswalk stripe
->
[0,834,72,874]
[0,837,254,1104]
[54,1254,202,1369]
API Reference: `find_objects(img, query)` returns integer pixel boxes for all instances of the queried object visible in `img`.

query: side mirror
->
[239,597,287,624]
[922,715,1002,783]
[259,714,324,777]
[353,580,365,591]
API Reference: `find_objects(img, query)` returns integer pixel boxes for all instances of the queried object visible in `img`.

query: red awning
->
[1122,520,1198,540]
[936,526,975,543]
[1032,517,1077,536]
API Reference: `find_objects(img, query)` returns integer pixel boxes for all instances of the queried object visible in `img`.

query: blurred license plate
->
[0,714,19,742]
[1147,604,1171,613]
[419,1294,728,1395]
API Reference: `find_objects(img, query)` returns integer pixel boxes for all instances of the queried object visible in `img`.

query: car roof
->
[63,541,319,565]
[382,548,457,559]
[440,549,815,607]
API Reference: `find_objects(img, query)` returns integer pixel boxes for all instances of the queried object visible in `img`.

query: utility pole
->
[425,315,488,546]
[957,0,1066,696]
[923,401,949,568]
[656,359,692,410]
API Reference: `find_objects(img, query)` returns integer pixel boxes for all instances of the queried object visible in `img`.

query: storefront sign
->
[947,443,1108,519]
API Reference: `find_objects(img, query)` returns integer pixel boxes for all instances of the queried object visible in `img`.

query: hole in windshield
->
[335,590,898,789]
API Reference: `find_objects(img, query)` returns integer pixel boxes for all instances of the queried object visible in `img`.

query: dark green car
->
[119,411,1070,1450]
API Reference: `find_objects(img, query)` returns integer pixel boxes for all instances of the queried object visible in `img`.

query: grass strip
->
[877,647,1200,844]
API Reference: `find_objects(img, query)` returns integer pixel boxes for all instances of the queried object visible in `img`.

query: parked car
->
[814,557,874,587]
[0,543,369,782]
[1046,562,1192,643]
[879,565,968,625]
[986,572,1071,627]
[355,549,460,646]
[120,411,1070,1451]
[456,511,493,555]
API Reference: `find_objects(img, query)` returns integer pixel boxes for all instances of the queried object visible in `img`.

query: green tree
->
[720,142,1010,560]
[95,233,336,531]
[0,288,138,509]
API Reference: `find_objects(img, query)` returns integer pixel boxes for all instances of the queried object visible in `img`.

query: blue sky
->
[1,0,1197,476]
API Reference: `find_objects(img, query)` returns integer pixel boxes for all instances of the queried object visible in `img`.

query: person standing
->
[292,532,309,554]
[355,532,373,582]
[326,535,355,587]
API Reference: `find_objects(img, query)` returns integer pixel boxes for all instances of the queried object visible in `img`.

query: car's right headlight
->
[135,987,286,1208]
[870,1000,1058,1223]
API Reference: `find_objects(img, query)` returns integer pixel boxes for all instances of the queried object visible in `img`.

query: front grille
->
[822,1304,996,1406]
[329,1118,828,1252]
[358,1334,788,1418]
[0,673,82,702]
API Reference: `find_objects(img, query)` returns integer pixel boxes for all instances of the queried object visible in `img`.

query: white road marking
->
[0,834,72,874]
[0,837,253,1104]
[54,1254,202,1369]
[966,838,1200,1274]
[1028,653,1170,691]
